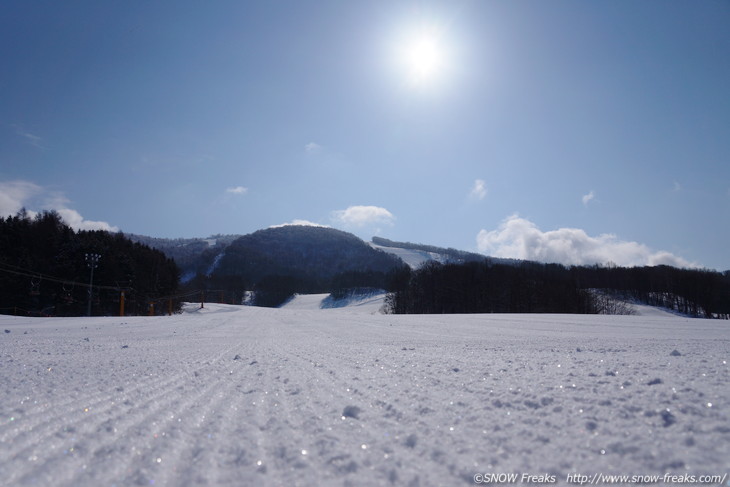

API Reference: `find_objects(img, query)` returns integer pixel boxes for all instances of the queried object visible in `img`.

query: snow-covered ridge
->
[369,236,512,269]
[370,243,448,268]
[1,308,727,486]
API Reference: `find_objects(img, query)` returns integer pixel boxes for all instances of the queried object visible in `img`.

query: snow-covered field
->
[1,303,728,486]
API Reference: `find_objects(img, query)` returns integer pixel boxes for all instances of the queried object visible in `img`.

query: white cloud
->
[56,208,118,232]
[476,215,697,268]
[0,180,43,216]
[0,179,118,232]
[582,191,595,206]
[331,205,395,227]
[673,181,682,192]
[469,179,487,200]
[305,142,321,153]
[11,124,44,149]
[226,186,248,195]
[270,220,329,229]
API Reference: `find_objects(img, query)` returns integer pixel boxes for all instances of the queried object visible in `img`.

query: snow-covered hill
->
[369,237,517,269]
[1,308,728,486]
[369,243,449,268]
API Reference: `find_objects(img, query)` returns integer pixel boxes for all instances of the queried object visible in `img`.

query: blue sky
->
[1,1,728,270]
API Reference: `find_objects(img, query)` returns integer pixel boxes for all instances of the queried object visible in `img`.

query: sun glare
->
[406,36,442,78]
[397,26,447,87]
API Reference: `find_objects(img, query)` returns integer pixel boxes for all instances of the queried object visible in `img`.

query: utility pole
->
[85,253,101,317]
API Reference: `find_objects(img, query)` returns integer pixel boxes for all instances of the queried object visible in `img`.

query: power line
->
[0,261,242,316]
[0,261,120,290]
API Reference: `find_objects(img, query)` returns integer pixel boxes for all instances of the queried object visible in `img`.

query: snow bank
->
[1,309,728,486]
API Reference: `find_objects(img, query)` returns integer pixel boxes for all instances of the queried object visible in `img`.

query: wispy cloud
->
[582,190,595,206]
[225,186,248,195]
[10,124,45,149]
[673,181,682,192]
[0,179,118,232]
[469,179,487,201]
[331,205,395,227]
[476,214,697,268]
[305,142,321,153]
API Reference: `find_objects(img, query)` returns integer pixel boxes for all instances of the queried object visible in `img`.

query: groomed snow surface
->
[1,301,728,486]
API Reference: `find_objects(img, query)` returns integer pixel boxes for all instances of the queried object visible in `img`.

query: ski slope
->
[282,291,387,313]
[1,305,728,486]
[370,243,446,269]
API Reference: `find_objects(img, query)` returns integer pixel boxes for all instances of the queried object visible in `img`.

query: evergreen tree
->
[0,211,180,316]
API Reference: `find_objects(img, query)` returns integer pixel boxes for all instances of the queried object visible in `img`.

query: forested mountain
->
[193,226,403,306]
[126,226,406,307]
[127,234,241,281]
[221,226,401,279]
[136,232,495,281]
[0,211,180,316]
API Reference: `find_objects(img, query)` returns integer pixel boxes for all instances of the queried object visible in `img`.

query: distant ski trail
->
[1,305,728,486]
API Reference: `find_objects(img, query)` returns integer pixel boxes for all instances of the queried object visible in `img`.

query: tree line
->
[572,263,730,318]
[386,260,730,318]
[0,210,180,316]
[182,268,393,308]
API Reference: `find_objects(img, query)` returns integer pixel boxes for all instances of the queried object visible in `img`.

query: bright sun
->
[398,28,446,86]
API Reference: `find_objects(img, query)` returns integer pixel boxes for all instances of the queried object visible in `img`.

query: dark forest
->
[386,260,730,318]
[0,211,180,316]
